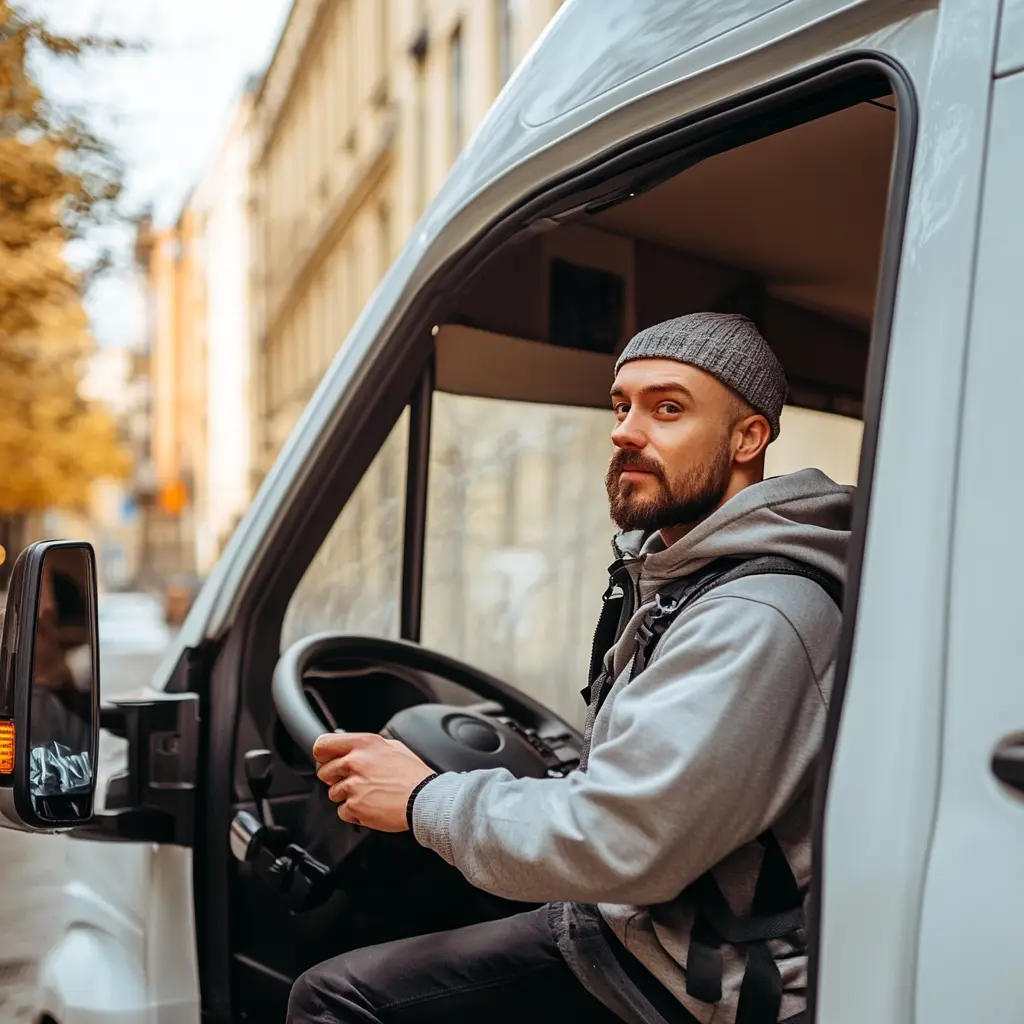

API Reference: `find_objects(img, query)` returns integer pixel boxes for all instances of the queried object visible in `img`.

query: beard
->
[605,441,733,534]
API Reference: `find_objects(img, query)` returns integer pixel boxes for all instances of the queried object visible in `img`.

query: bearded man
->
[290,312,853,1024]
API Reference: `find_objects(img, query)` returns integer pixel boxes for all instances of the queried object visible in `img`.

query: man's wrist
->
[406,771,440,833]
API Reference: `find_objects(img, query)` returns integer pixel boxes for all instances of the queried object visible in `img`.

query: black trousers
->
[287,906,627,1024]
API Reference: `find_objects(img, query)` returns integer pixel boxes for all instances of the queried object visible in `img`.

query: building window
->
[375,0,389,103]
[314,60,328,197]
[344,0,357,149]
[415,59,427,213]
[377,202,391,278]
[345,240,359,330]
[326,8,340,155]
[449,22,464,161]
[496,0,515,88]
[311,274,326,383]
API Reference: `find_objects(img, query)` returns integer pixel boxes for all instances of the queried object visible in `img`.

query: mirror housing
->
[0,541,100,832]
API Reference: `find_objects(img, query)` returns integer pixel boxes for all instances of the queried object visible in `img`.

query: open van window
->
[286,89,893,728]
[283,412,410,647]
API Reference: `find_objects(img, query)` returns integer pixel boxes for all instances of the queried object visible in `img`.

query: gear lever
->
[244,748,276,826]
[233,748,334,914]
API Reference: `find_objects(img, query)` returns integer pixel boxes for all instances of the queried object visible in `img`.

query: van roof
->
[428,0,868,231]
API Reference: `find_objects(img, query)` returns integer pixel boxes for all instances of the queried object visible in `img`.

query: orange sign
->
[158,479,189,516]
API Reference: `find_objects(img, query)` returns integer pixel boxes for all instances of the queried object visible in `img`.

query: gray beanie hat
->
[615,312,788,440]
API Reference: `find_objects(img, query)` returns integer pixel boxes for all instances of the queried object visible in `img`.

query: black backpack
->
[584,555,843,1024]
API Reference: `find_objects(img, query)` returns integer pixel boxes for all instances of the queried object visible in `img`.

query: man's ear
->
[733,414,772,464]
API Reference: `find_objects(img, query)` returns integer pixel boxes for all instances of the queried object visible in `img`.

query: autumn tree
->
[0,1,130,564]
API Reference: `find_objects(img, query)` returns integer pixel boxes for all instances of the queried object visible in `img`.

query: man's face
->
[606,359,741,534]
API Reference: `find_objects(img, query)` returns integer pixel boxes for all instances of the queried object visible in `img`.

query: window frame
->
[201,53,917,1022]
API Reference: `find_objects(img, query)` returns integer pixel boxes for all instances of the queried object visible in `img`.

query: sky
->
[20,0,294,348]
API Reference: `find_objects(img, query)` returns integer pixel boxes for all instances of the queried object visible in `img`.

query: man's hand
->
[313,732,435,832]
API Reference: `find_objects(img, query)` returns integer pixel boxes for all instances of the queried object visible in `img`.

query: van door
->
[814,3,1003,1022]
[910,64,1024,1022]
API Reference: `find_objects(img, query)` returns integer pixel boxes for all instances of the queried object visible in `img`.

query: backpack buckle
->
[652,591,681,620]
[632,592,680,679]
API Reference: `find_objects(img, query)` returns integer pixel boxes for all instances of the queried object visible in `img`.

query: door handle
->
[992,736,1024,793]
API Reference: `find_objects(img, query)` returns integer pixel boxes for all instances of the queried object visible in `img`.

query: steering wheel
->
[272,635,582,779]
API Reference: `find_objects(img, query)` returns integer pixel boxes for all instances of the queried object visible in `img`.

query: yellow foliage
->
[0,1,130,513]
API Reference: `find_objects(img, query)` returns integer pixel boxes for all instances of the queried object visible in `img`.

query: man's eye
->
[657,402,682,414]
[613,402,629,415]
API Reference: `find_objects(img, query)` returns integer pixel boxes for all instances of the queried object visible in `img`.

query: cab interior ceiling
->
[437,96,897,420]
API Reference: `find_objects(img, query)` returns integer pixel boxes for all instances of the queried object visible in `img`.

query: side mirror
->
[0,541,100,831]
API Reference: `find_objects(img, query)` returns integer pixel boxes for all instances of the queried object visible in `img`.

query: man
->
[290,312,852,1024]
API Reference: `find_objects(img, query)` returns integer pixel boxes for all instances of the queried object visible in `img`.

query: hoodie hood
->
[613,468,854,601]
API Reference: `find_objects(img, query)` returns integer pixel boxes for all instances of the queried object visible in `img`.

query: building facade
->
[136,81,260,584]
[136,209,205,585]
[249,0,564,477]
[191,84,259,573]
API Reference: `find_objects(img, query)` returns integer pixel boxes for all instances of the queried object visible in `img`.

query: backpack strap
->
[579,554,840,1019]
[655,561,839,1024]
[631,555,843,680]
[581,558,635,708]
[632,556,841,1023]
[685,830,807,1023]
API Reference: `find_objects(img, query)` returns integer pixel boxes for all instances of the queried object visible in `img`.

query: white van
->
[2,0,1023,1021]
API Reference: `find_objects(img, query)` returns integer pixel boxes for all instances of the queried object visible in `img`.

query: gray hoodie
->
[412,468,853,1023]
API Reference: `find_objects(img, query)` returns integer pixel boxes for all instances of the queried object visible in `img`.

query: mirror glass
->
[27,546,97,822]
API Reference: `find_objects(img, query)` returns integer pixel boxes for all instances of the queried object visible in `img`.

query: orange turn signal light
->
[0,720,14,774]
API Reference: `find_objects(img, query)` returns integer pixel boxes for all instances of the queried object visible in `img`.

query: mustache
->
[608,449,667,483]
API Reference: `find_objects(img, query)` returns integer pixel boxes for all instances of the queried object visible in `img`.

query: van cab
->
[2,1,1024,1021]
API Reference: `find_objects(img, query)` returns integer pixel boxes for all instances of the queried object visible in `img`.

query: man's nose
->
[612,411,646,450]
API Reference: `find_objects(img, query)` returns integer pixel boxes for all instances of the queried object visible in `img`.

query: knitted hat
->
[615,312,788,440]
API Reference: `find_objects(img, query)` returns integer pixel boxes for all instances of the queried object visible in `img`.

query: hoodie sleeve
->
[411,587,837,906]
